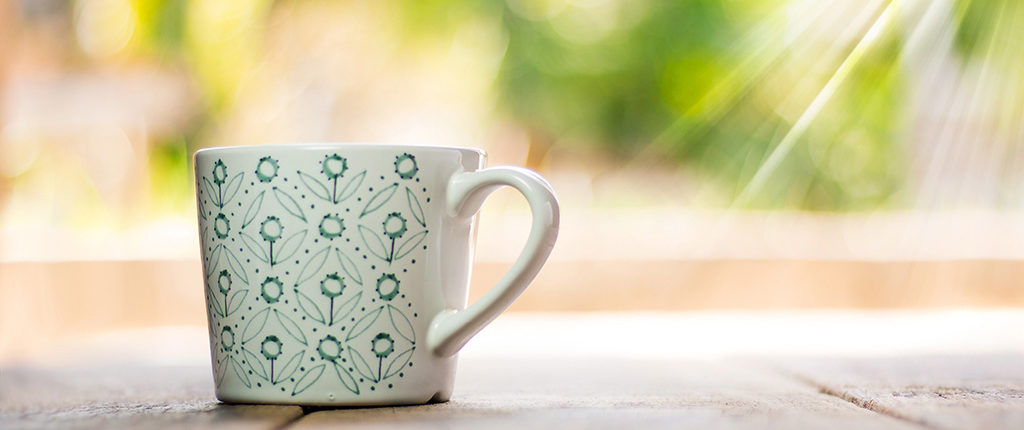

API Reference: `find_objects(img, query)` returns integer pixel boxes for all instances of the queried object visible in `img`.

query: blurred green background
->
[7,0,1024,366]
[0,0,1022,250]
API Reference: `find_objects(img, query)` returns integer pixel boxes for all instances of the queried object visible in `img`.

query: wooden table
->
[2,311,1023,429]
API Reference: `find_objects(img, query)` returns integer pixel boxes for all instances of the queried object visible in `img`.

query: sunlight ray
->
[643,0,836,158]
[902,0,963,205]
[730,0,903,208]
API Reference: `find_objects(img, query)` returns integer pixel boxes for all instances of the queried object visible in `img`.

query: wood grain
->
[291,357,919,430]
[0,359,922,430]
[4,313,1024,429]
[773,355,1024,430]
[0,365,302,430]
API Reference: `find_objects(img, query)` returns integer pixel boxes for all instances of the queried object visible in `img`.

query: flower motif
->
[217,270,232,294]
[317,335,342,361]
[214,213,230,239]
[261,335,282,360]
[255,156,279,183]
[383,212,407,239]
[260,216,283,242]
[318,214,344,239]
[261,276,283,303]
[372,333,394,358]
[322,154,348,179]
[220,326,235,351]
[394,153,418,179]
[376,273,400,301]
[212,160,228,185]
[320,273,345,298]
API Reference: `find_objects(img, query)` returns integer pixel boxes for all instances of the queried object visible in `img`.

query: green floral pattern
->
[373,333,394,358]
[394,153,418,180]
[198,151,427,398]
[318,214,344,239]
[261,276,283,304]
[214,214,230,239]
[255,156,279,183]
[376,273,400,301]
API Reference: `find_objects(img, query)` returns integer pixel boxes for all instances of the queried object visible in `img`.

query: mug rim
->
[195,143,486,157]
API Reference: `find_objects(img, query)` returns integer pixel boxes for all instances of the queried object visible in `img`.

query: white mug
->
[193,143,559,406]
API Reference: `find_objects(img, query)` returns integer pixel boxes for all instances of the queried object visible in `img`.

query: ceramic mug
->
[193,144,558,406]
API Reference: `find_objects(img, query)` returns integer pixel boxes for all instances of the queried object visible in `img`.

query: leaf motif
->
[203,177,219,207]
[335,249,362,285]
[405,187,427,227]
[332,292,362,326]
[207,291,224,318]
[231,356,252,388]
[241,347,268,381]
[276,351,304,384]
[203,273,216,295]
[383,347,415,380]
[346,306,384,341]
[241,191,265,229]
[197,195,207,221]
[394,230,428,261]
[296,245,331,285]
[242,308,271,343]
[215,357,229,386]
[357,225,389,261]
[222,172,244,206]
[388,305,416,344]
[336,170,366,203]
[239,232,268,263]
[227,289,248,315]
[224,248,249,284]
[348,348,377,382]
[205,244,223,278]
[273,187,307,222]
[274,229,307,265]
[359,183,398,218]
[274,309,307,346]
[292,364,325,395]
[332,362,360,394]
[299,171,332,202]
[295,289,325,324]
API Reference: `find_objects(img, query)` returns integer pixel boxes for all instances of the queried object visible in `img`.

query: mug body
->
[194,143,484,406]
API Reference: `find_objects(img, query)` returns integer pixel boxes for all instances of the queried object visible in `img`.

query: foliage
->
[126,0,1010,210]
[401,0,906,209]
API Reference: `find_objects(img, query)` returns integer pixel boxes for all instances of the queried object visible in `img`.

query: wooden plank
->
[0,365,302,430]
[290,357,921,430]
[774,355,1024,430]
[4,313,1021,429]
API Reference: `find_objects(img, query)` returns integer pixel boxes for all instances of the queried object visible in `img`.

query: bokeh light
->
[1,0,1023,258]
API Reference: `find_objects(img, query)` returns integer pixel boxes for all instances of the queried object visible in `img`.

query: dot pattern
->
[198,152,432,398]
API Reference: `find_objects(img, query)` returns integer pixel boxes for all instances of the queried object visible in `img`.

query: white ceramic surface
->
[193,144,559,406]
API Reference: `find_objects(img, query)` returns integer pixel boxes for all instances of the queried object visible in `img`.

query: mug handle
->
[427,166,560,357]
